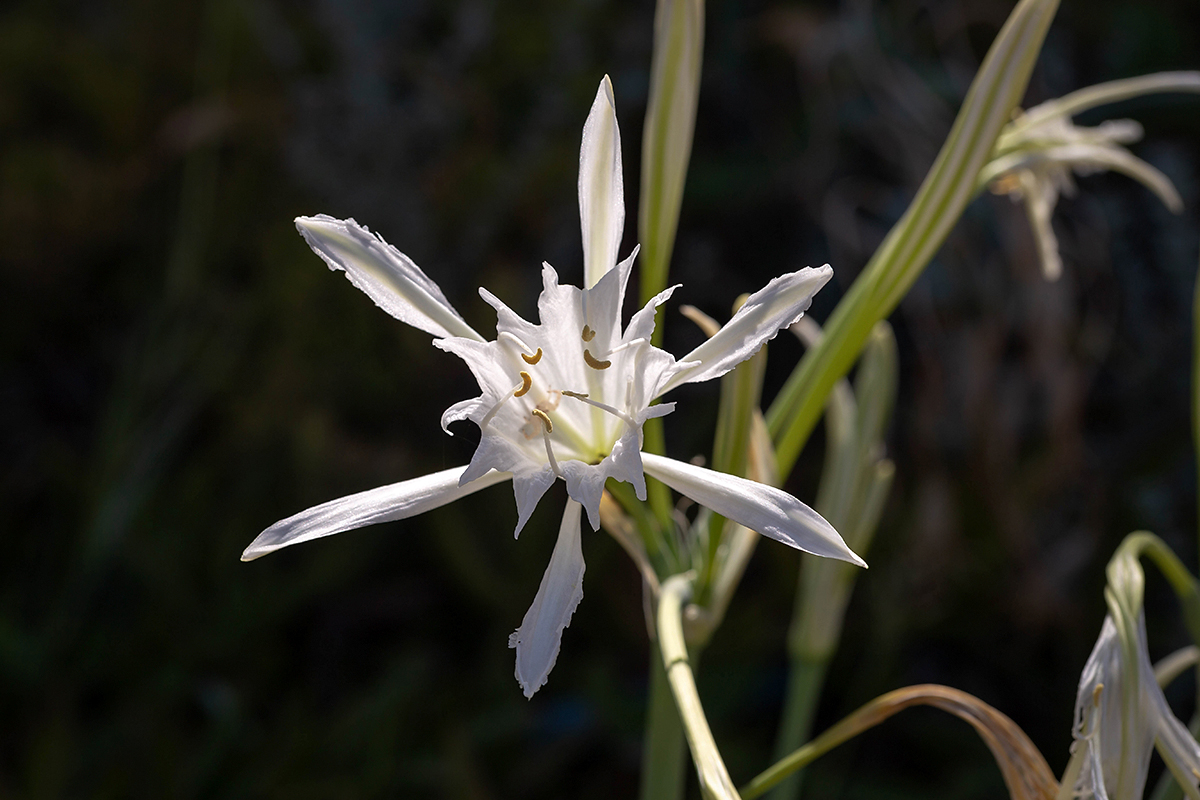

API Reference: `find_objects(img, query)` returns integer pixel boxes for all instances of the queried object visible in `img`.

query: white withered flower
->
[1070,613,1200,800]
[243,76,862,698]
[983,72,1200,281]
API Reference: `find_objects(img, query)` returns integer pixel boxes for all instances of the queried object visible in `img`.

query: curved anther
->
[514,371,533,397]
[583,349,611,370]
[521,348,543,365]
[581,325,596,342]
[480,377,529,429]
[532,408,553,433]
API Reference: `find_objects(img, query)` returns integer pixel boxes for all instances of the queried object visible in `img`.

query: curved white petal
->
[1017,170,1065,281]
[1069,612,1200,800]
[509,499,586,698]
[579,75,625,289]
[640,453,865,567]
[242,466,510,561]
[659,266,834,395]
[296,215,484,341]
[512,467,557,537]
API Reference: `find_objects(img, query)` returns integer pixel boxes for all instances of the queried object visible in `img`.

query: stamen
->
[604,337,647,357]
[1092,684,1103,707]
[534,410,562,477]
[481,378,527,428]
[564,390,635,426]
[581,325,596,342]
[583,349,611,370]
[499,331,536,356]
[532,408,553,433]
[514,371,533,397]
[521,348,543,365]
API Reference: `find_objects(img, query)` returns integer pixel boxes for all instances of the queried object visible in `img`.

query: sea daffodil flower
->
[243,76,862,698]
[1069,613,1200,800]
[983,79,1191,281]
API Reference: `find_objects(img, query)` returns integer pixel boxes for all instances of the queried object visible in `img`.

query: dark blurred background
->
[3,0,1200,797]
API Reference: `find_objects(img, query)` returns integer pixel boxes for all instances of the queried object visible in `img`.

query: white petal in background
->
[661,265,834,394]
[242,467,510,561]
[295,215,484,342]
[509,499,587,698]
[579,76,625,289]
[640,452,865,567]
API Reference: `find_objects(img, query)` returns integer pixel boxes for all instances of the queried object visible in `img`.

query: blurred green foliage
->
[2,0,1199,797]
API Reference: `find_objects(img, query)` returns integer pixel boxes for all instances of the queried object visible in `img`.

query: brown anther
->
[521,348,543,365]
[990,173,1021,195]
[581,325,596,342]
[583,349,611,370]
[514,372,533,397]
[1092,684,1104,707]
[532,408,553,433]
[562,390,589,399]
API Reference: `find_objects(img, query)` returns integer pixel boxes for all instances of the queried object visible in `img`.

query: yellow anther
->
[514,371,532,397]
[1092,684,1104,706]
[521,348,543,365]
[583,349,611,370]
[990,173,1022,195]
[562,390,589,399]
[581,325,596,342]
[532,408,553,433]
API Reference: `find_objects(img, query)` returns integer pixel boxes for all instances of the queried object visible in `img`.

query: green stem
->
[642,415,679,541]
[641,639,689,800]
[658,574,741,799]
[765,0,1060,476]
[1193,252,1200,565]
[767,659,827,800]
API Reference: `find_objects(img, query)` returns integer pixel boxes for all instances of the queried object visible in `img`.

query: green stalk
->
[641,639,690,800]
[767,659,827,800]
[640,0,704,318]
[658,574,741,800]
[766,0,1061,477]
[698,305,766,604]
[1193,252,1200,562]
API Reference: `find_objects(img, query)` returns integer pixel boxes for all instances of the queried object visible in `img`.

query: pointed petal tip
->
[240,542,269,562]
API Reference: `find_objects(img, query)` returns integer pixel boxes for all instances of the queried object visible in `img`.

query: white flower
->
[243,76,862,698]
[986,105,1183,281]
[1070,613,1200,800]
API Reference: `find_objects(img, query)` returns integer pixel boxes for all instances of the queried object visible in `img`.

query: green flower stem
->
[641,415,682,551]
[641,639,690,800]
[698,318,767,604]
[640,0,704,319]
[658,574,741,800]
[766,658,827,800]
[765,0,1061,477]
[607,477,679,576]
[1193,251,1200,562]
[1109,532,1200,646]
[740,693,880,800]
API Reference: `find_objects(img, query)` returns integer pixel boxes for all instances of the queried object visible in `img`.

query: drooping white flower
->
[243,76,862,698]
[1070,613,1200,800]
[985,86,1188,281]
